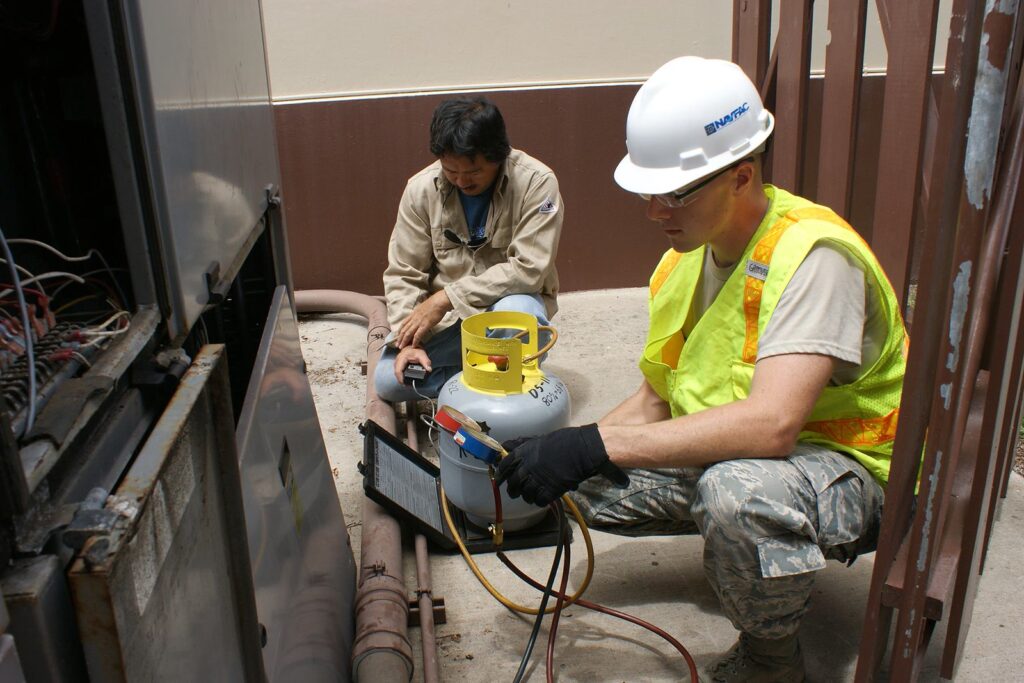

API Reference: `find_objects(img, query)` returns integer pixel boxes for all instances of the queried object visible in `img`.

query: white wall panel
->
[261,0,951,102]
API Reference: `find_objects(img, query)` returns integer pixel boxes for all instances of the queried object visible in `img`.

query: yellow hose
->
[440,486,595,615]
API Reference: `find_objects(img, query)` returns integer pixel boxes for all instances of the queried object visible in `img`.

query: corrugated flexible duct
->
[294,290,414,682]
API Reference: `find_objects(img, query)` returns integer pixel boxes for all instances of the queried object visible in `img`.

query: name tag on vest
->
[745,259,769,281]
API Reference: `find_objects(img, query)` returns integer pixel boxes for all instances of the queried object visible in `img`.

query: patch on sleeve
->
[538,197,558,214]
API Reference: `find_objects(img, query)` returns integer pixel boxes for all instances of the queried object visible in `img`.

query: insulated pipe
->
[405,402,441,683]
[294,290,414,682]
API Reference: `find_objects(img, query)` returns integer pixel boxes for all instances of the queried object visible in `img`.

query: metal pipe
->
[294,290,414,682]
[405,402,441,683]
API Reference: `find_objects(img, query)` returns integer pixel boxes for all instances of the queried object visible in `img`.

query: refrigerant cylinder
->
[437,311,571,531]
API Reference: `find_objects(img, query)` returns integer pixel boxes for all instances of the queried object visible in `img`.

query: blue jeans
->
[373,294,550,403]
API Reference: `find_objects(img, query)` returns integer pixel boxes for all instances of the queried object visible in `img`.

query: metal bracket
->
[265,184,282,210]
[14,486,118,556]
[62,487,121,552]
[361,561,387,580]
[204,261,231,306]
[407,596,447,627]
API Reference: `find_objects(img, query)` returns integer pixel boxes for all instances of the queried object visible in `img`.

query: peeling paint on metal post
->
[918,452,943,572]
[964,0,1017,208]
[946,261,973,392]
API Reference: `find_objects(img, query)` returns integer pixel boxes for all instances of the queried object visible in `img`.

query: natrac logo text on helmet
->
[704,102,750,136]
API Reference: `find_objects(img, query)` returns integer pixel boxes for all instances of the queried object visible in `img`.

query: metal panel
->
[0,556,87,682]
[732,0,772,88]
[235,286,356,682]
[0,635,26,683]
[81,0,160,312]
[868,0,942,304]
[816,0,868,219]
[118,0,282,339]
[68,346,264,682]
[772,0,813,193]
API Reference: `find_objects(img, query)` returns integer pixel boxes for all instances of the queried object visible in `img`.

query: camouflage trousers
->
[569,443,884,639]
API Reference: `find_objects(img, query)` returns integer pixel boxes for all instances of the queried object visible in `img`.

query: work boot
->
[704,632,805,683]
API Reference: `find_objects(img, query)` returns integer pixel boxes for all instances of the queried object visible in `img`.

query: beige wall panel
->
[262,0,733,100]
[262,1,950,100]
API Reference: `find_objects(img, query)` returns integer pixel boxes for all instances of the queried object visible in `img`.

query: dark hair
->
[429,97,511,163]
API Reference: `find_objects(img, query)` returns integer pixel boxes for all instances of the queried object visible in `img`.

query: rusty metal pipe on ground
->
[294,290,415,682]
[406,401,441,683]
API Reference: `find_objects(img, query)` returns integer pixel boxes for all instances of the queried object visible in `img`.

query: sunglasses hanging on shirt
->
[444,229,489,248]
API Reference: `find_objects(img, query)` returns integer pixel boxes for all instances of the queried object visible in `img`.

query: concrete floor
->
[299,288,1024,682]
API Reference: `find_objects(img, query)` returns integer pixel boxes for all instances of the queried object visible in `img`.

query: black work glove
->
[496,424,630,507]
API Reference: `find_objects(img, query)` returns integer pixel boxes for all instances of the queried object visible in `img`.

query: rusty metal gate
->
[733,1,1024,679]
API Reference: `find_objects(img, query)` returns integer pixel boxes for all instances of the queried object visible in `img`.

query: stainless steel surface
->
[81,0,160,313]
[293,290,413,683]
[117,0,282,339]
[0,556,87,682]
[19,307,160,494]
[266,188,296,312]
[0,635,26,683]
[235,286,356,681]
[68,346,264,682]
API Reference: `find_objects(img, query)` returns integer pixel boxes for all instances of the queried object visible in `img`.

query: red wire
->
[497,550,699,682]
[545,510,572,682]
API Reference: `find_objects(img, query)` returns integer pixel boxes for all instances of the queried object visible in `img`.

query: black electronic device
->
[358,419,567,553]
[402,362,429,384]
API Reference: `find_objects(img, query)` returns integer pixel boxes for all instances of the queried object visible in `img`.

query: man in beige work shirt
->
[374,96,563,402]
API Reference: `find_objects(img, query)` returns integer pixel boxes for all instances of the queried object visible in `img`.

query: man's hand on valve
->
[496,424,630,507]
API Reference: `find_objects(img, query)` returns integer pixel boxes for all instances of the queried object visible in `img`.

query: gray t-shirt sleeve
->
[758,243,868,381]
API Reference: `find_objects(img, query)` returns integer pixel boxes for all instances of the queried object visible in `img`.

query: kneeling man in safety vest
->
[497,56,907,683]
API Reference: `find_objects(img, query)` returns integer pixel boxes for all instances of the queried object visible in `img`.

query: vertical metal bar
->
[888,2,990,679]
[995,364,1024,500]
[816,0,868,220]
[875,0,893,46]
[942,18,1024,674]
[947,241,1024,673]
[771,0,813,193]
[868,0,943,304]
[985,181,1024,513]
[855,1,976,679]
[732,0,772,88]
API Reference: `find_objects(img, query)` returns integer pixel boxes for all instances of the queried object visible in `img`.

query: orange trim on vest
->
[742,218,793,363]
[650,251,683,297]
[741,207,860,364]
[805,408,900,448]
[661,330,685,368]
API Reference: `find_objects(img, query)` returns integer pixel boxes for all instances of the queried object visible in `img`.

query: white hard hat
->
[614,56,775,195]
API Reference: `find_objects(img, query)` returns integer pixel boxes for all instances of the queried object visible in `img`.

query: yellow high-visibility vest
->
[638,186,908,485]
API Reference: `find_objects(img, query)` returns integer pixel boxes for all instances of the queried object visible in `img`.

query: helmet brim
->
[613,156,707,195]
[614,117,775,195]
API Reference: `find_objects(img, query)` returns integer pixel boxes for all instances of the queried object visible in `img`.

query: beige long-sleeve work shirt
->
[383,149,563,337]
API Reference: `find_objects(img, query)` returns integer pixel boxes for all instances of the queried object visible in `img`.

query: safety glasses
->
[638,158,749,208]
